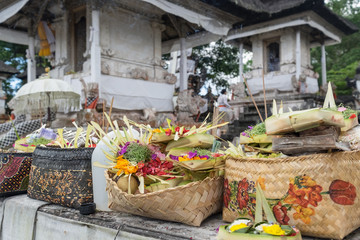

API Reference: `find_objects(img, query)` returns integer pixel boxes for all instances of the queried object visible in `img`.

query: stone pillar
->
[27,36,36,82]
[238,42,244,82]
[321,44,327,87]
[152,22,166,81]
[169,51,178,74]
[91,9,101,97]
[0,75,6,114]
[179,37,187,91]
[296,29,301,80]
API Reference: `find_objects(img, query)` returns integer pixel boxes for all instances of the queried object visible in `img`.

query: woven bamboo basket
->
[105,171,223,226]
[223,151,360,240]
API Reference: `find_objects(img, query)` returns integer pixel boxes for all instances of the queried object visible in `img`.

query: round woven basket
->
[223,151,360,239]
[105,171,224,226]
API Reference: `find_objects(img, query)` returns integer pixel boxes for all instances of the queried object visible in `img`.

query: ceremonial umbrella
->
[8,77,80,116]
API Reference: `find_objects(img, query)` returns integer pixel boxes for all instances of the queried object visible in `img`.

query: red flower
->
[308,185,323,207]
[165,129,172,136]
[349,113,357,119]
[175,126,180,132]
[224,179,231,208]
[329,180,356,205]
[237,178,249,210]
[273,202,290,225]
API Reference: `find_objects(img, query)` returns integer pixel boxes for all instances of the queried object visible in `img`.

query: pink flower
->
[338,107,347,112]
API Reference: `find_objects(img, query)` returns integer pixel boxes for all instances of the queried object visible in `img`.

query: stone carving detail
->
[176,89,205,124]
[101,48,115,57]
[50,57,69,67]
[230,82,245,100]
[129,68,149,80]
[163,72,177,84]
[101,62,110,75]
[140,108,157,126]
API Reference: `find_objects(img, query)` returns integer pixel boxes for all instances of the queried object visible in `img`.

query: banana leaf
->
[289,108,344,132]
[265,111,299,135]
[14,137,36,152]
[240,134,274,144]
[145,177,183,192]
[341,116,358,132]
[151,133,175,143]
[217,225,302,240]
[167,147,193,156]
[165,133,214,151]
[168,157,225,171]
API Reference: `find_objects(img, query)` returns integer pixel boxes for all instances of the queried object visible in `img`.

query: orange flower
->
[284,177,323,208]
[293,205,315,224]
[284,184,309,207]
[114,155,138,175]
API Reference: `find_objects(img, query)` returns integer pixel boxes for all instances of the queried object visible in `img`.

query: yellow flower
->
[299,175,317,187]
[179,156,191,162]
[114,155,138,175]
[257,176,266,190]
[152,129,161,133]
[229,223,248,232]
[262,224,285,236]
[293,205,315,224]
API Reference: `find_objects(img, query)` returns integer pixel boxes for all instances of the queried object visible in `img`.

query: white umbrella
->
[8,77,80,114]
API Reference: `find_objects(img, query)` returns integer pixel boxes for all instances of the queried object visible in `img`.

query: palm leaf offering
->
[14,124,96,152]
[91,113,226,194]
[236,82,359,157]
[217,183,302,240]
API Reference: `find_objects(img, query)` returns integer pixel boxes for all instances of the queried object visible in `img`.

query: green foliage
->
[312,0,360,92]
[123,142,152,163]
[244,122,266,137]
[327,61,359,95]
[192,40,251,91]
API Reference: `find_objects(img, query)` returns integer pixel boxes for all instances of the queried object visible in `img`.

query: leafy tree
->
[192,39,251,93]
[0,41,27,112]
[311,0,360,95]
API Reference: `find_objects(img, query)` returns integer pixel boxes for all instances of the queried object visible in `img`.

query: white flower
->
[228,219,252,232]
[255,223,272,232]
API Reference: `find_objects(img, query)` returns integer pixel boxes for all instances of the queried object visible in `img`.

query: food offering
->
[218,182,302,240]
[91,114,227,226]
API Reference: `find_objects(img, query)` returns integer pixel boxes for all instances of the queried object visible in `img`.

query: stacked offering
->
[92,115,227,226]
[223,83,360,239]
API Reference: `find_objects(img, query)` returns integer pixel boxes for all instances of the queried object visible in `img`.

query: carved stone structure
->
[176,89,206,124]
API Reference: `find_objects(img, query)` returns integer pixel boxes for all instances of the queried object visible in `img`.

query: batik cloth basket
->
[105,170,223,226]
[223,151,360,239]
[0,152,32,197]
[27,147,95,209]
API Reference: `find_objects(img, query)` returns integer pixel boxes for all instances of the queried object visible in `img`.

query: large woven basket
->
[105,171,223,226]
[223,151,360,239]
[27,147,95,209]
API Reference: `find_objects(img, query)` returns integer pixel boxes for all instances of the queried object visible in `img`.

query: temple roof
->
[0,0,357,46]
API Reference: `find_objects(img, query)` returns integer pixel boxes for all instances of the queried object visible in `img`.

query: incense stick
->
[243,74,264,122]
[262,70,267,119]
[102,101,105,130]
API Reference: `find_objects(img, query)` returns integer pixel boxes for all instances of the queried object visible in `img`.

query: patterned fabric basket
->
[223,151,360,239]
[105,171,223,226]
[0,152,32,197]
[27,147,95,209]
